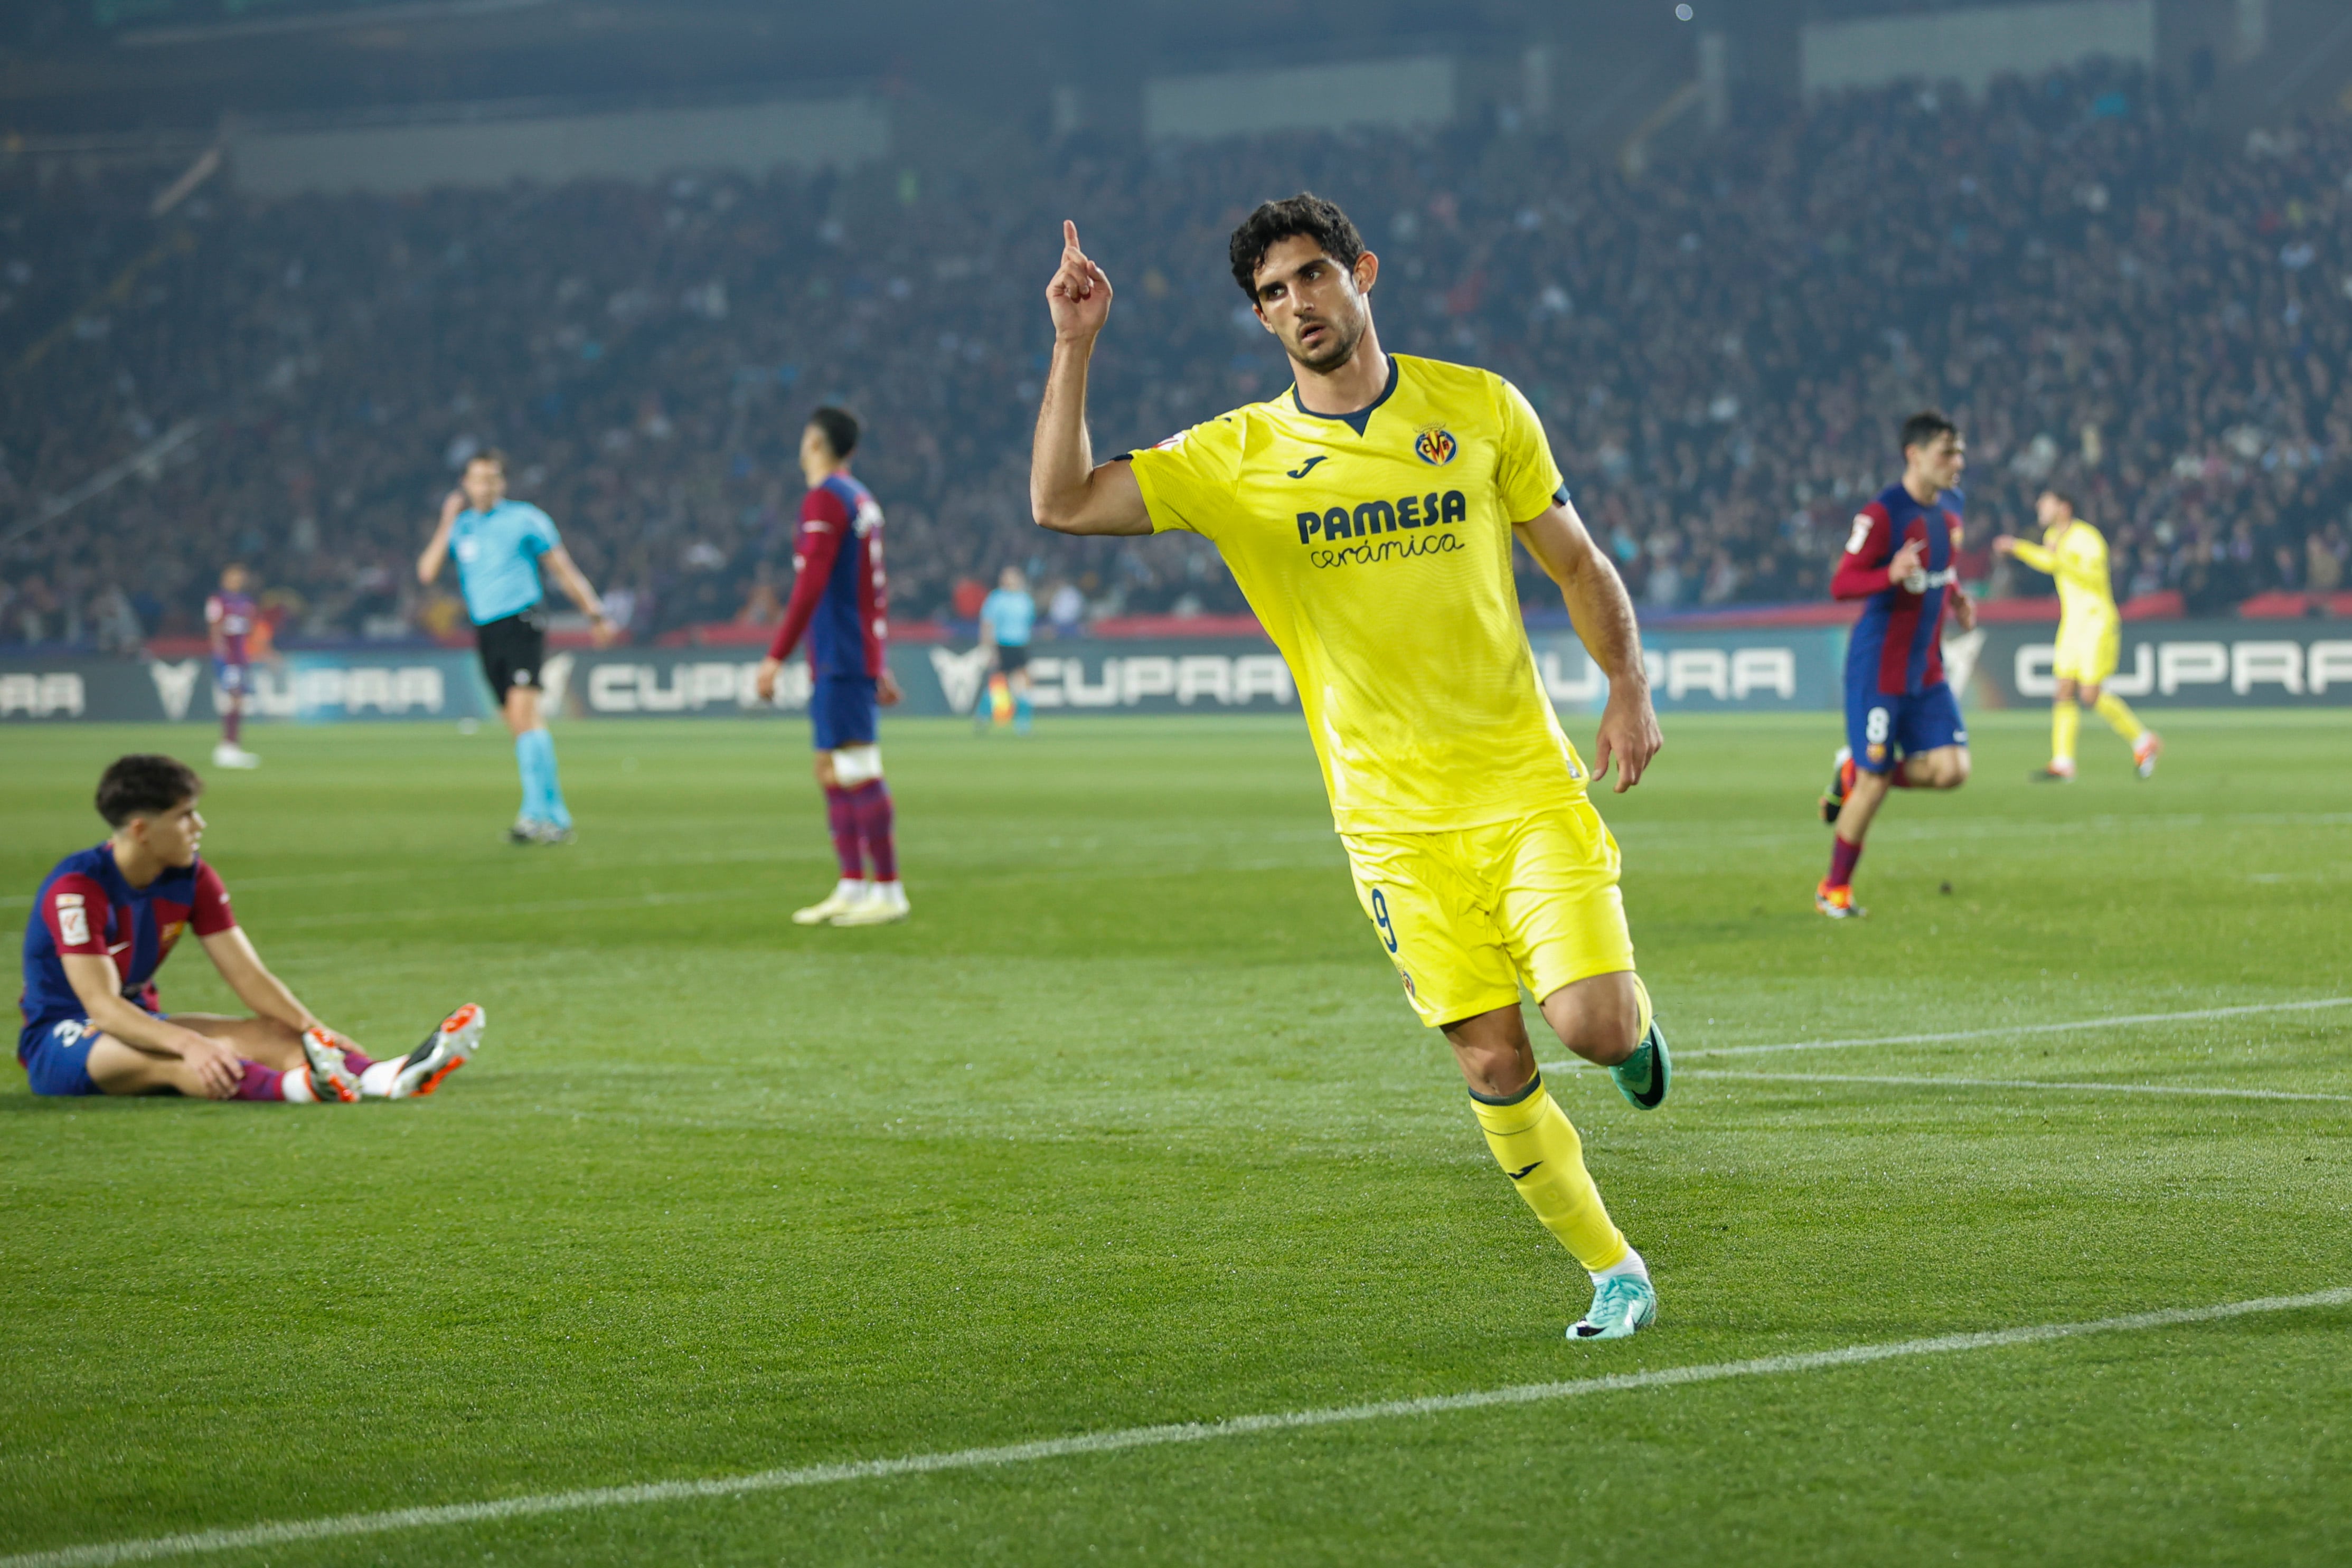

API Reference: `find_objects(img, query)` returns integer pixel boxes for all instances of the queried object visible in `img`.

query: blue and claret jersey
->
[18,846,237,1040]
[449,499,560,626]
[767,473,888,679]
[980,588,1035,648]
[205,590,256,665]
[1834,483,1964,696]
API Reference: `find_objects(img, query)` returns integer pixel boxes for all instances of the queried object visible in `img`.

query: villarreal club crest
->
[1414,426,1458,466]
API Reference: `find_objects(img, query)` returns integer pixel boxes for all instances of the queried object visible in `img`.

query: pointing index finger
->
[1063,219,1081,255]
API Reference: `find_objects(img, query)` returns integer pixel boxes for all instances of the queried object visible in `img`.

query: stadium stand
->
[4,62,2349,647]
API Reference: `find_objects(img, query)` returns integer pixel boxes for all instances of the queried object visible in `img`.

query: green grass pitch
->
[3,710,2347,1566]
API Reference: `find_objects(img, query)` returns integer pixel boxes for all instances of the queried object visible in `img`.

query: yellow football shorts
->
[1340,800,1635,1029]
[2053,616,2120,685]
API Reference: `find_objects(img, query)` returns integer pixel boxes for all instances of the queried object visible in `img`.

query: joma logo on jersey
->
[1295,489,1467,544]
[1414,427,1457,465]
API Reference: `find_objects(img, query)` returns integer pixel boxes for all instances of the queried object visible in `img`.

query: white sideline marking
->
[6,1288,2347,1568]
[1685,1070,2352,1104]
[1677,997,2352,1060]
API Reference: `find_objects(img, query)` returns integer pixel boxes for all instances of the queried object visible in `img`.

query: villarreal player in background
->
[1031,197,1670,1342]
[1994,489,2161,781]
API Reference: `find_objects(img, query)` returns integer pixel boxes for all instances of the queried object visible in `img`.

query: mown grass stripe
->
[9,1287,2346,1568]
[1675,997,2352,1059]
[1684,1070,2352,1103]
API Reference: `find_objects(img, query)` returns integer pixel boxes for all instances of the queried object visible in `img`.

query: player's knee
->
[1539,975,1641,1066]
[1443,1010,1536,1098]
[1936,751,1971,788]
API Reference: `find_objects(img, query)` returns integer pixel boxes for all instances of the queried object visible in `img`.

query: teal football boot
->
[1610,1014,1671,1111]
[1572,1274,1658,1341]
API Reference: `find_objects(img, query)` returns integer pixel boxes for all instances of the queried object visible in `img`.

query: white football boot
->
[794,880,870,925]
[212,742,261,769]
[297,1027,364,1102]
[376,1004,484,1099]
[831,881,909,925]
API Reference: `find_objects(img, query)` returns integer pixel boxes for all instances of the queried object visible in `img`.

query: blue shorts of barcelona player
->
[811,676,879,751]
[1845,673,1965,776]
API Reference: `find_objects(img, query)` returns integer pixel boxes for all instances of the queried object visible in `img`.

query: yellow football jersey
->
[2012,519,2116,629]
[1125,352,1587,834]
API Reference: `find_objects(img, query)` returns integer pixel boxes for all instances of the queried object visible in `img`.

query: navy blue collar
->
[1289,353,1399,438]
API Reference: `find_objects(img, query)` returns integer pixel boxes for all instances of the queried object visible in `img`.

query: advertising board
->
[7,622,2348,723]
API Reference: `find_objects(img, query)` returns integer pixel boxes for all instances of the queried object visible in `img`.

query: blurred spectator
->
[1046,578,1085,637]
[2310,530,2345,593]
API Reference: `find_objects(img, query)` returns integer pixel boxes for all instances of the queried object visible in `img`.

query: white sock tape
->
[832,744,883,788]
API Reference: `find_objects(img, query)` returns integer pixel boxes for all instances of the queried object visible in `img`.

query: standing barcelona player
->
[18,753,482,1101]
[1031,200,1669,1342]
[417,450,616,844]
[1815,411,1980,918]
[755,407,909,928]
[1994,489,2160,781]
[204,564,261,770]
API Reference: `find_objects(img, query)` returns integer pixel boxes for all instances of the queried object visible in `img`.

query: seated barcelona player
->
[17,753,482,1102]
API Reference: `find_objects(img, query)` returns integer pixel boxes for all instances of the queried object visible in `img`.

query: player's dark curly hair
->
[97,754,202,826]
[808,405,860,460]
[1899,410,1959,453]
[1229,193,1366,300]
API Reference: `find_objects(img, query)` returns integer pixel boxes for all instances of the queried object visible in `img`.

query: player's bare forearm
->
[61,954,202,1056]
[1950,583,1978,632]
[1516,505,1638,681]
[1516,503,1660,790]
[1031,219,1150,537]
[201,928,316,1033]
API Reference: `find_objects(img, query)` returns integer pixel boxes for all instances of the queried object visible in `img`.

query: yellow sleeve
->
[1491,375,1567,523]
[1125,415,1244,539]
[2009,540,2058,574]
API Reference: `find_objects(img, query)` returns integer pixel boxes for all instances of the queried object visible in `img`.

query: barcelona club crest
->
[1414,426,1457,466]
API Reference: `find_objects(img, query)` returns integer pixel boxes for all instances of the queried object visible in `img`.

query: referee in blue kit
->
[418,449,615,843]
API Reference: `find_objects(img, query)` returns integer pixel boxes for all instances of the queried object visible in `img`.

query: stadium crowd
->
[5,60,2351,647]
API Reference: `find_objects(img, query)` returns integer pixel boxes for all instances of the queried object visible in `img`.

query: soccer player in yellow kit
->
[1994,489,2161,780]
[1030,196,1670,1342]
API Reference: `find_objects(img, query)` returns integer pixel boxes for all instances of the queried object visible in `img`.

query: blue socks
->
[514,728,571,828]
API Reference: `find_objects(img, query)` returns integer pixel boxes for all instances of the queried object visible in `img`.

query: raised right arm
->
[416,489,464,585]
[1031,220,1151,538]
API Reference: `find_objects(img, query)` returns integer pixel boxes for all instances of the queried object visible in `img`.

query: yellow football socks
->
[1631,973,1654,1051]
[2094,689,2146,742]
[2051,700,2081,768]
[1470,1074,1629,1273]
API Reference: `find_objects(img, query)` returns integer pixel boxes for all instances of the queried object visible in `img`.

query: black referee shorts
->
[995,643,1030,675]
[476,606,547,696]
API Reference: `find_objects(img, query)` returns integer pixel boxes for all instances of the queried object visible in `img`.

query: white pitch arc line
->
[1675,997,2352,1060]
[1683,1070,2352,1104]
[6,1288,2347,1568]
